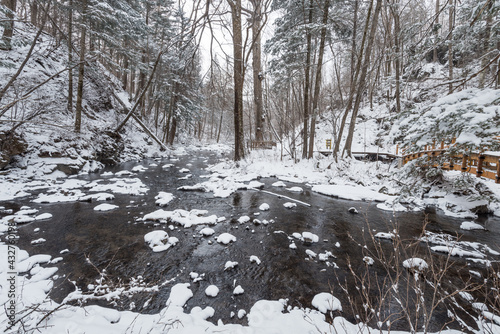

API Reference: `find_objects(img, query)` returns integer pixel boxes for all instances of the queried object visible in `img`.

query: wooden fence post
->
[461,155,468,172]
[497,159,500,184]
[477,155,485,177]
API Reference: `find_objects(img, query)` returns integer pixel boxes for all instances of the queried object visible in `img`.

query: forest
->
[1,1,500,334]
[1,0,499,163]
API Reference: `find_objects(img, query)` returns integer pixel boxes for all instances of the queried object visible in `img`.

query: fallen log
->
[111,90,167,151]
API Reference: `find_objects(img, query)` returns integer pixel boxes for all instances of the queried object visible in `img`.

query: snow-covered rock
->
[233,285,244,295]
[166,283,193,307]
[302,232,319,243]
[249,255,261,265]
[259,203,270,211]
[311,293,342,313]
[200,227,215,236]
[205,285,219,297]
[144,230,178,252]
[224,261,238,270]
[155,192,174,206]
[143,209,218,227]
[460,221,485,230]
[93,203,118,211]
[217,233,236,245]
[402,258,428,271]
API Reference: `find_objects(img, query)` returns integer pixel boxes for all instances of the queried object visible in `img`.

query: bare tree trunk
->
[350,0,358,86]
[497,40,500,89]
[1,0,17,50]
[433,0,440,63]
[30,0,37,26]
[448,0,454,94]
[122,53,129,91]
[251,0,264,142]
[52,3,58,41]
[228,0,245,161]
[390,0,401,113]
[217,112,223,143]
[130,67,136,98]
[67,0,74,113]
[478,0,493,89]
[165,84,177,143]
[343,0,383,156]
[308,0,330,159]
[334,58,344,107]
[302,0,313,159]
[333,0,374,159]
[137,51,147,115]
[168,117,177,145]
[74,1,87,133]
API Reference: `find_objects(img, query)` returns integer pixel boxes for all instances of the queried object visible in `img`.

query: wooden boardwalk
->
[317,138,500,183]
[401,142,500,183]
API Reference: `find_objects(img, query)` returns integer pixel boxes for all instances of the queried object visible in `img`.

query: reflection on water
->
[2,151,500,331]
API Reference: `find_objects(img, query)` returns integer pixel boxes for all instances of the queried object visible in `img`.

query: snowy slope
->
[0,19,166,175]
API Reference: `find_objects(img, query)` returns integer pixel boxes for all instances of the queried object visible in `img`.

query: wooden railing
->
[401,139,500,183]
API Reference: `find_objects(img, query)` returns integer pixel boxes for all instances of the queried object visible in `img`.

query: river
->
[2,149,499,332]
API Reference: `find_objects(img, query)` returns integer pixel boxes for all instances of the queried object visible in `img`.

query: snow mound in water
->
[375,232,395,240]
[166,283,193,308]
[143,209,218,227]
[460,221,485,230]
[144,230,179,252]
[200,227,215,236]
[93,203,118,211]
[403,258,428,271]
[224,261,238,270]
[312,292,342,313]
[205,285,219,297]
[79,193,115,202]
[216,233,236,244]
[155,192,174,206]
[287,186,303,193]
[312,184,393,202]
[250,255,261,264]
[302,232,319,243]
[233,285,244,295]
[259,203,270,211]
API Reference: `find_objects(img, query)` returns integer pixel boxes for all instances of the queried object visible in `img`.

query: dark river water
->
[2,149,500,332]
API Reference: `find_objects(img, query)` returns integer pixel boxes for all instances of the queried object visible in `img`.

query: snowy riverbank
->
[200,146,500,219]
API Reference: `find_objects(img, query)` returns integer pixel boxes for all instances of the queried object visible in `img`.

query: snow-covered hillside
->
[0,20,167,175]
